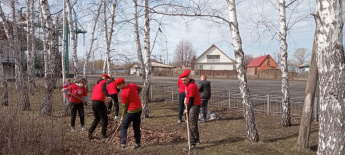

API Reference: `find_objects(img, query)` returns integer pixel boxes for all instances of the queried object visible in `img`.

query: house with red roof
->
[194,44,235,70]
[247,54,278,75]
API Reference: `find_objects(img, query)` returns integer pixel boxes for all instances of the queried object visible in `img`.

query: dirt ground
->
[61,101,318,155]
[1,76,318,154]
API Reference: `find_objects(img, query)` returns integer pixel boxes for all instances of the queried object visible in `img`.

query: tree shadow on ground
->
[263,129,318,143]
[196,137,245,149]
[218,116,244,121]
[144,136,245,150]
[290,123,300,127]
[150,114,176,118]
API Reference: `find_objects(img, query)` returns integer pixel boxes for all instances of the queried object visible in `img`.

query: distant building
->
[247,54,278,75]
[298,61,310,72]
[0,52,15,79]
[277,64,299,72]
[130,59,176,76]
[194,44,235,70]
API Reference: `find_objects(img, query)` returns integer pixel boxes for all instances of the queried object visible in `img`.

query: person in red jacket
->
[177,70,190,123]
[61,78,89,132]
[63,78,74,114]
[88,74,111,139]
[114,78,143,149]
[180,70,201,151]
[107,77,120,118]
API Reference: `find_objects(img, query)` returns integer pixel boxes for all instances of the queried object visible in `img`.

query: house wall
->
[247,67,256,75]
[196,46,233,63]
[195,63,234,70]
[247,56,278,75]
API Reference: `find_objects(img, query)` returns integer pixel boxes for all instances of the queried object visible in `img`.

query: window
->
[207,55,220,62]
[267,56,270,66]
[255,67,257,75]
[199,65,203,69]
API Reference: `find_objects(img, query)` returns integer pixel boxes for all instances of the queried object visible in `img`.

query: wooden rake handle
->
[108,121,122,143]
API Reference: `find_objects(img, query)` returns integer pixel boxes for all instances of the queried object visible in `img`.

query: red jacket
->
[185,79,201,106]
[177,78,186,93]
[66,84,87,103]
[63,83,75,98]
[92,79,107,102]
[107,82,118,95]
[121,83,142,111]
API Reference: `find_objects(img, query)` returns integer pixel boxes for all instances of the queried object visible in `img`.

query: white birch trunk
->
[11,0,31,110]
[26,0,34,91]
[61,0,66,88]
[133,0,145,80]
[141,0,151,118]
[316,0,345,154]
[66,0,78,79]
[226,0,259,142]
[102,0,108,74]
[279,0,291,127]
[84,3,102,78]
[40,0,59,115]
[29,0,37,95]
[39,4,48,78]
[102,0,118,75]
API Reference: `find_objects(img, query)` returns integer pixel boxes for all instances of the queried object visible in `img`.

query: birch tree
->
[315,0,345,154]
[40,0,60,115]
[10,0,31,110]
[61,0,66,88]
[133,0,145,80]
[102,0,118,75]
[0,2,8,106]
[84,2,102,78]
[30,0,37,93]
[226,0,259,142]
[66,0,79,79]
[26,0,37,95]
[26,0,34,94]
[39,2,48,78]
[141,0,151,118]
[297,28,317,150]
[279,0,291,127]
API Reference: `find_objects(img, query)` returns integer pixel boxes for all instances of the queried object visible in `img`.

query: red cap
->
[102,74,110,79]
[114,78,125,85]
[179,70,191,78]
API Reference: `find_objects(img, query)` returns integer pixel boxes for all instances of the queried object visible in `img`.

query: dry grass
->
[0,80,318,155]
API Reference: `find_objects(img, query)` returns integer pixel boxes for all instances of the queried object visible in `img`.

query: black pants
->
[188,105,200,145]
[89,100,108,136]
[178,92,186,120]
[201,99,209,121]
[120,110,142,145]
[108,94,119,116]
[71,102,85,127]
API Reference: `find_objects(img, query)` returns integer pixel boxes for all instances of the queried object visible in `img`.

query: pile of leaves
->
[90,118,185,148]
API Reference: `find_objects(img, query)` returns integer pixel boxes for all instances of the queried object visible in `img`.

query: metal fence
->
[149,85,319,121]
[59,78,318,121]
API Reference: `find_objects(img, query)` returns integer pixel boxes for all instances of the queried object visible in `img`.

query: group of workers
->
[61,70,211,151]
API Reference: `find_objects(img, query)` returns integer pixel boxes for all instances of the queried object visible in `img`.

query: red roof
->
[247,54,270,67]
